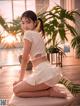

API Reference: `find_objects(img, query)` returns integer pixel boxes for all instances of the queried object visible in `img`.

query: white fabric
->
[8,84,74,106]
[23,30,46,60]
[24,61,62,87]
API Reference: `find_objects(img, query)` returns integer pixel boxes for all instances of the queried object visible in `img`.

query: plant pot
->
[46,47,59,54]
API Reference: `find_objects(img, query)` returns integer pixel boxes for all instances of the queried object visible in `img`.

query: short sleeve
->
[23,31,33,42]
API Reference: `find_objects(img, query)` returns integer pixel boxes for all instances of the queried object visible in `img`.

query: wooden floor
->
[0,56,80,106]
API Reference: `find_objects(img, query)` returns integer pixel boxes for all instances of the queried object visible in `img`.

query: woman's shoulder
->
[24,30,33,35]
[25,30,39,35]
[24,30,34,38]
[24,30,41,39]
[24,30,41,41]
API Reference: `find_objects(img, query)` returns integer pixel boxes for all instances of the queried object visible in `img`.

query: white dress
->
[23,30,62,87]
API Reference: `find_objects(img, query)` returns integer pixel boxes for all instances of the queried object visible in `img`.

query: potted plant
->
[37,5,80,65]
[38,5,80,53]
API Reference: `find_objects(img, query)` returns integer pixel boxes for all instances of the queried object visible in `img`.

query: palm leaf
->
[59,77,80,94]
[71,35,80,48]
[65,23,78,36]
[45,38,52,45]
[0,16,9,32]
[70,10,80,17]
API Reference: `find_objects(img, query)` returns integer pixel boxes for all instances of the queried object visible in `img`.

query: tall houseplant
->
[38,6,80,53]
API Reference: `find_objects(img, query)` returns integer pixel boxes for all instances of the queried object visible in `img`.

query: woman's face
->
[21,17,36,31]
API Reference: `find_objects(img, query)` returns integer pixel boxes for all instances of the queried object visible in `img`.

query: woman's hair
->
[21,10,45,37]
[21,10,37,22]
[37,18,45,36]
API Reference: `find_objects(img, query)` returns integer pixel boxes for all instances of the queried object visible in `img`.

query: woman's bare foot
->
[49,86,67,98]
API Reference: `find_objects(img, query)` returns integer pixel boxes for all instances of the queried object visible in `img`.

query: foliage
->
[59,77,80,94]
[8,17,21,35]
[0,16,9,32]
[38,5,80,53]
[0,16,21,36]
[71,35,80,58]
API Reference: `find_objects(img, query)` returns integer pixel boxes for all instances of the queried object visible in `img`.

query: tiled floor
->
[0,56,80,106]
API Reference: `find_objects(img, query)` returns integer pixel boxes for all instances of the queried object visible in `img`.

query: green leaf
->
[59,77,80,94]
[65,23,78,36]
[71,36,80,48]
[0,16,9,32]
[58,27,67,41]
[45,38,52,45]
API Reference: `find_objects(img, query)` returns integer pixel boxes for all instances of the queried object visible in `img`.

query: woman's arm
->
[19,39,32,81]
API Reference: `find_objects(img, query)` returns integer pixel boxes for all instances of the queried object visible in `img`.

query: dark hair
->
[38,18,45,36]
[21,10,37,22]
[21,10,45,37]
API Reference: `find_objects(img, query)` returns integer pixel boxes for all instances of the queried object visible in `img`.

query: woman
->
[13,10,66,98]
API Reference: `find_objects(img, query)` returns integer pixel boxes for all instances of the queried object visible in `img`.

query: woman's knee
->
[13,81,32,94]
[13,86,22,97]
[13,85,20,95]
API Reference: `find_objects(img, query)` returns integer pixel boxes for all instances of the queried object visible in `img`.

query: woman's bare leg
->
[13,81,67,98]
[13,80,50,95]
[15,89,50,98]
[14,86,67,98]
